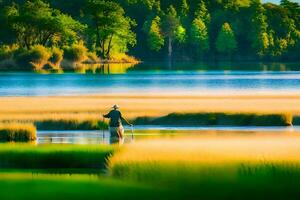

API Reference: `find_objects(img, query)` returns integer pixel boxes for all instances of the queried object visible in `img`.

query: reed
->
[0,123,36,142]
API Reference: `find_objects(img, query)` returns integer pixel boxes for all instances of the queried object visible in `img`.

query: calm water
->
[37,126,298,144]
[0,62,300,96]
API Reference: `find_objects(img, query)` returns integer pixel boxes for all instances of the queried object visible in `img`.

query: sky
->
[262,0,300,3]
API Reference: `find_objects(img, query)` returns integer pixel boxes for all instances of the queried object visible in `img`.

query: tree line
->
[0,0,299,64]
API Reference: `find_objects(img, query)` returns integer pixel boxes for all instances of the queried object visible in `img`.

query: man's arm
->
[121,113,132,126]
[103,111,111,118]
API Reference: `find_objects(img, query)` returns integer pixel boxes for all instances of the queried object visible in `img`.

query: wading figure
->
[103,105,132,144]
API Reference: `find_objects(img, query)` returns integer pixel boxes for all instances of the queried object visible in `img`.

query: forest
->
[0,0,299,71]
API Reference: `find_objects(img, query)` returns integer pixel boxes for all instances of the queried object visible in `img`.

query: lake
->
[0,62,300,96]
[37,125,297,144]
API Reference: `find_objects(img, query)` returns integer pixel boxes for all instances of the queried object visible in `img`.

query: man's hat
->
[112,104,119,109]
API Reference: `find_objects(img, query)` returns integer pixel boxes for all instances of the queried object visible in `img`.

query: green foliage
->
[3,0,84,49]
[190,17,209,53]
[216,22,237,54]
[63,42,88,62]
[194,0,210,25]
[180,0,189,17]
[249,0,269,57]
[162,5,180,39]
[86,0,136,59]
[144,16,165,51]
[175,25,186,43]
[0,0,299,62]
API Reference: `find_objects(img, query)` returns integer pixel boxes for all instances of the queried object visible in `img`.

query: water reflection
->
[37,126,299,145]
[37,130,133,145]
[76,63,136,74]
[129,62,300,72]
[71,62,300,74]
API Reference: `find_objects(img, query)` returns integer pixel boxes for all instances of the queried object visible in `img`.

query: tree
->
[162,5,186,61]
[195,0,210,25]
[4,0,84,49]
[249,0,269,57]
[180,0,189,17]
[143,16,164,51]
[215,22,237,55]
[190,17,209,57]
[86,0,136,59]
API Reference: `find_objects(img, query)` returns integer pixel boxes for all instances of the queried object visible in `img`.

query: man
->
[103,104,132,144]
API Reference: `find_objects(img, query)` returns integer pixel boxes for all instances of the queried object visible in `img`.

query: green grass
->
[35,119,108,130]
[0,123,36,142]
[0,173,169,200]
[134,112,291,126]
[109,160,300,199]
[0,144,115,170]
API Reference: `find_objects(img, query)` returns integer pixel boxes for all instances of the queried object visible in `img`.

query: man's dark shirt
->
[104,110,123,127]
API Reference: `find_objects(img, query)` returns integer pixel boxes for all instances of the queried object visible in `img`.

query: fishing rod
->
[131,124,134,141]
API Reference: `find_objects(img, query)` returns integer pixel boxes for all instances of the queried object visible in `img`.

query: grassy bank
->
[134,112,292,126]
[0,123,36,142]
[0,144,114,170]
[109,136,300,199]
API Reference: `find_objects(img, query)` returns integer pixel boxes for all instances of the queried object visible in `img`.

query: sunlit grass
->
[109,135,300,199]
[0,123,36,141]
[0,94,299,123]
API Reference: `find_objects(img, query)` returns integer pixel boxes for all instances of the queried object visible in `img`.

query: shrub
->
[63,42,88,63]
[28,45,51,70]
[109,53,139,63]
[15,45,51,71]
[0,123,36,142]
[86,52,100,63]
[49,47,64,67]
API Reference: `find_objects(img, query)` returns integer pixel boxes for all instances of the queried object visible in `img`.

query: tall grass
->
[0,123,36,142]
[0,144,115,170]
[134,112,291,126]
[109,136,300,199]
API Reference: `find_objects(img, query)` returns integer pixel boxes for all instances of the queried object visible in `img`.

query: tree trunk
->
[168,37,172,68]
[106,35,114,60]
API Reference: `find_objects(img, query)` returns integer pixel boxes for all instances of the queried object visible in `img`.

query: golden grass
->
[110,134,300,165]
[0,94,299,122]
[108,133,300,186]
[0,123,36,141]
